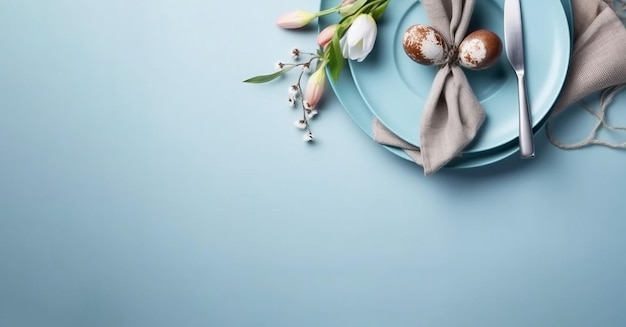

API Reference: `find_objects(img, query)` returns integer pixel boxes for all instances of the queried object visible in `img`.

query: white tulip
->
[340,14,378,62]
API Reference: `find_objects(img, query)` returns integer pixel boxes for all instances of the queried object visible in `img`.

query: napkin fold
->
[373,0,626,174]
[374,0,484,175]
[551,0,626,114]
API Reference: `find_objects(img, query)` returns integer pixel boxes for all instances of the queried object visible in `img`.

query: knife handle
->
[517,74,535,158]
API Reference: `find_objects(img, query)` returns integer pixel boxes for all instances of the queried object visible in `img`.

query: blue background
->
[1,0,626,326]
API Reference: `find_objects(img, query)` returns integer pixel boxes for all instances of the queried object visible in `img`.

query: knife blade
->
[504,0,535,158]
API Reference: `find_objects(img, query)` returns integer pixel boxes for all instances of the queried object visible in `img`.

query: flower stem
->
[354,0,386,16]
[316,5,341,17]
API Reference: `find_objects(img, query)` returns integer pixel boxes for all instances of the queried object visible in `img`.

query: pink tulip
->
[304,67,326,109]
[317,24,338,47]
[276,10,317,29]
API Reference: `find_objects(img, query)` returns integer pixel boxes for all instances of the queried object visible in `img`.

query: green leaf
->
[340,0,369,17]
[371,0,390,20]
[327,30,345,82]
[242,66,295,83]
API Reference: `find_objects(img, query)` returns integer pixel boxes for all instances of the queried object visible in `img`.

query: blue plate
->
[348,0,570,154]
[321,65,520,169]
[561,0,574,44]
[318,0,573,168]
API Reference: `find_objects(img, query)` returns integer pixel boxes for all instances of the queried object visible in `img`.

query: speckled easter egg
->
[458,29,502,70]
[402,24,448,66]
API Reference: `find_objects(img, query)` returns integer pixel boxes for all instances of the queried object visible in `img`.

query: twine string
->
[547,84,626,149]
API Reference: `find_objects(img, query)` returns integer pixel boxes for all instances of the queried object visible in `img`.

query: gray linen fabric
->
[551,0,626,114]
[373,0,626,174]
[374,0,484,175]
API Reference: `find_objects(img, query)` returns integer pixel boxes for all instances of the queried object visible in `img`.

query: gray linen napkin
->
[551,0,626,114]
[374,0,626,174]
[373,0,484,175]
[546,0,626,149]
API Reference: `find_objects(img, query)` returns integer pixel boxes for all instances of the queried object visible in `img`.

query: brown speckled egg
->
[458,29,502,70]
[403,24,448,66]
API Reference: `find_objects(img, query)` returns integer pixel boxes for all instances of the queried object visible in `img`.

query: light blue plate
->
[321,65,520,169]
[318,0,573,168]
[561,0,574,44]
[349,0,570,154]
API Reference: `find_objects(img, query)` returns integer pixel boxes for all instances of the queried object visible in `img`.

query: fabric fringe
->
[547,2,626,150]
[547,84,626,149]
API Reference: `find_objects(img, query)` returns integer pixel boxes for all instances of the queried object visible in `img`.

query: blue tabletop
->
[1,0,626,326]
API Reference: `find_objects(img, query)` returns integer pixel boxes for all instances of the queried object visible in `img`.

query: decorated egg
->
[458,29,502,70]
[402,24,448,66]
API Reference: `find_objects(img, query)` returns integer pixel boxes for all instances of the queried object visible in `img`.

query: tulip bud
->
[276,10,317,29]
[304,67,326,109]
[339,0,358,16]
[317,24,338,47]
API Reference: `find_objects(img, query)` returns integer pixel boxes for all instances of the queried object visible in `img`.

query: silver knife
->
[504,0,535,158]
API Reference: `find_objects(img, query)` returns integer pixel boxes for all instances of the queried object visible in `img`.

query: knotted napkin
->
[373,0,485,175]
[374,0,626,174]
